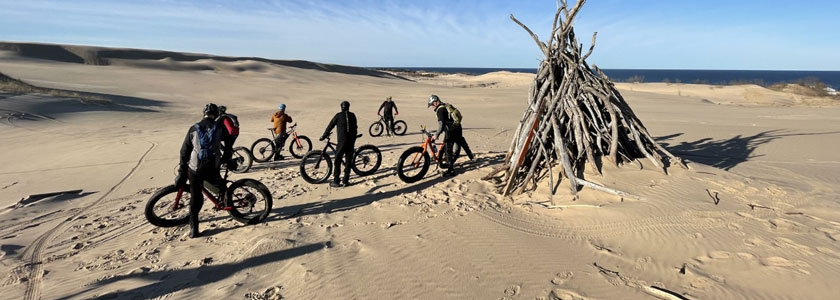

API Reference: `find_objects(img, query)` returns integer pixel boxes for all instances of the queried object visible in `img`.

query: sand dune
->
[0,42,405,80]
[1,44,839,300]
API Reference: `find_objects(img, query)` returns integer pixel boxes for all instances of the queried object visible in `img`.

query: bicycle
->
[250,124,312,162]
[145,168,273,227]
[221,146,253,173]
[396,125,460,183]
[369,114,407,137]
[299,134,382,184]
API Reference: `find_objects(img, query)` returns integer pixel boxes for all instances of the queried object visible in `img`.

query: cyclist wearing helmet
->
[271,104,294,160]
[377,96,399,135]
[175,103,234,238]
[320,100,358,187]
[428,95,473,176]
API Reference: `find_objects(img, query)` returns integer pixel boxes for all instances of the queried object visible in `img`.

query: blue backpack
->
[194,123,218,167]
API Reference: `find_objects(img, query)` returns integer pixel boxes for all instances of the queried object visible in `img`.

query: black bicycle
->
[299,134,382,184]
[145,167,272,227]
[250,124,312,162]
[369,114,407,137]
[220,146,253,173]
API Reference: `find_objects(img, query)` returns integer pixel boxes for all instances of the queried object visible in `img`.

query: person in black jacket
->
[428,95,472,177]
[174,103,234,238]
[377,96,399,135]
[321,100,358,187]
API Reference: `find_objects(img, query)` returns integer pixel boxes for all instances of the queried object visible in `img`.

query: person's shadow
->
[56,242,328,300]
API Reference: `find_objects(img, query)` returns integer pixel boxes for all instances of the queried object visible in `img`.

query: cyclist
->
[218,105,240,169]
[428,95,473,177]
[377,96,399,135]
[175,103,234,238]
[271,104,294,161]
[320,100,358,187]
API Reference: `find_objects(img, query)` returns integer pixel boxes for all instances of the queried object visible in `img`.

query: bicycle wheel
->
[369,122,384,137]
[352,144,382,176]
[397,146,430,183]
[300,150,332,184]
[392,120,407,136]
[230,147,253,173]
[145,184,190,227]
[226,179,273,225]
[289,135,312,159]
[250,138,276,163]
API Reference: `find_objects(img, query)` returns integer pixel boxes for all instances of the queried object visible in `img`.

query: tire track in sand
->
[21,142,156,300]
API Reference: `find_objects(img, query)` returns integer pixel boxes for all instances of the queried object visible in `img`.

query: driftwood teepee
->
[486,0,686,202]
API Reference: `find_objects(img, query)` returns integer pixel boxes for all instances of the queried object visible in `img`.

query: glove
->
[174,169,187,187]
[226,160,239,171]
[319,136,327,141]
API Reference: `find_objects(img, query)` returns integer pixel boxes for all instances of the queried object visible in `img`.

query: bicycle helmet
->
[386,96,392,100]
[204,103,219,117]
[278,104,286,111]
[427,95,440,107]
[340,100,350,111]
[218,105,227,115]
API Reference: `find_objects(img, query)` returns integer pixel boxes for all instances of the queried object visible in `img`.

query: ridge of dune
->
[615,82,839,107]
[0,41,405,80]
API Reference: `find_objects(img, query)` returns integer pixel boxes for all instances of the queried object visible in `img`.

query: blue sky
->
[1,0,838,70]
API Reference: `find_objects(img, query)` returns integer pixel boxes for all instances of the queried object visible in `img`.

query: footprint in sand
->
[816,247,840,262]
[545,288,589,300]
[503,284,521,297]
[551,271,574,285]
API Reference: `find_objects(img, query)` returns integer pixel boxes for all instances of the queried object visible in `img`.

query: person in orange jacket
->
[271,104,293,160]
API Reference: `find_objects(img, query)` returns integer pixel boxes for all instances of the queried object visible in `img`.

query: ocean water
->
[382,67,840,89]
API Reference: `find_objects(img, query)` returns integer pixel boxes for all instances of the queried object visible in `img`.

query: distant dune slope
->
[0,41,405,80]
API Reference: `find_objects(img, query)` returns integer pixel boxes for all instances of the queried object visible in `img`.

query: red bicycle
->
[250,124,312,162]
[144,168,272,227]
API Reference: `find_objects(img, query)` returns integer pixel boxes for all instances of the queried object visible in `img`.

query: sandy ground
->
[1,47,839,300]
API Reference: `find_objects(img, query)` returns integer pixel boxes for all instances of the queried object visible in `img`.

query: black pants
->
[334,139,355,184]
[273,133,289,160]
[444,125,473,169]
[383,115,394,135]
[188,168,225,232]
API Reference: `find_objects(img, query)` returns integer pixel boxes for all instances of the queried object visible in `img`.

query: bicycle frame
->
[313,138,337,167]
[409,128,446,168]
[268,124,305,150]
[173,169,234,211]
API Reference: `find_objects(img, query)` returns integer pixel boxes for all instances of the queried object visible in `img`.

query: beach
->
[1,44,839,299]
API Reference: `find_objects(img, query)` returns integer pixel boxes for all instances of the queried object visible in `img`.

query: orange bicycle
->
[396,125,457,183]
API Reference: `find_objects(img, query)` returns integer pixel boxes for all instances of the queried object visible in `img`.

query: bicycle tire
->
[392,120,407,136]
[145,184,190,227]
[289,135,312,159]
[397,146,430,183]
[230,146,253,173]
[226,179,273,224]
[250,138,276,163]
[352,144,382,176]
[369,122,384,137]
[300,150,332,184]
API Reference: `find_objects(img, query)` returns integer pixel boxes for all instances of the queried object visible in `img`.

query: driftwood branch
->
[488,0,685,198]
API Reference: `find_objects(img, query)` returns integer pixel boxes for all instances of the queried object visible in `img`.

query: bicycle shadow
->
[54,242,328,300]
[247,158,302,172]
[268,153,505,221]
